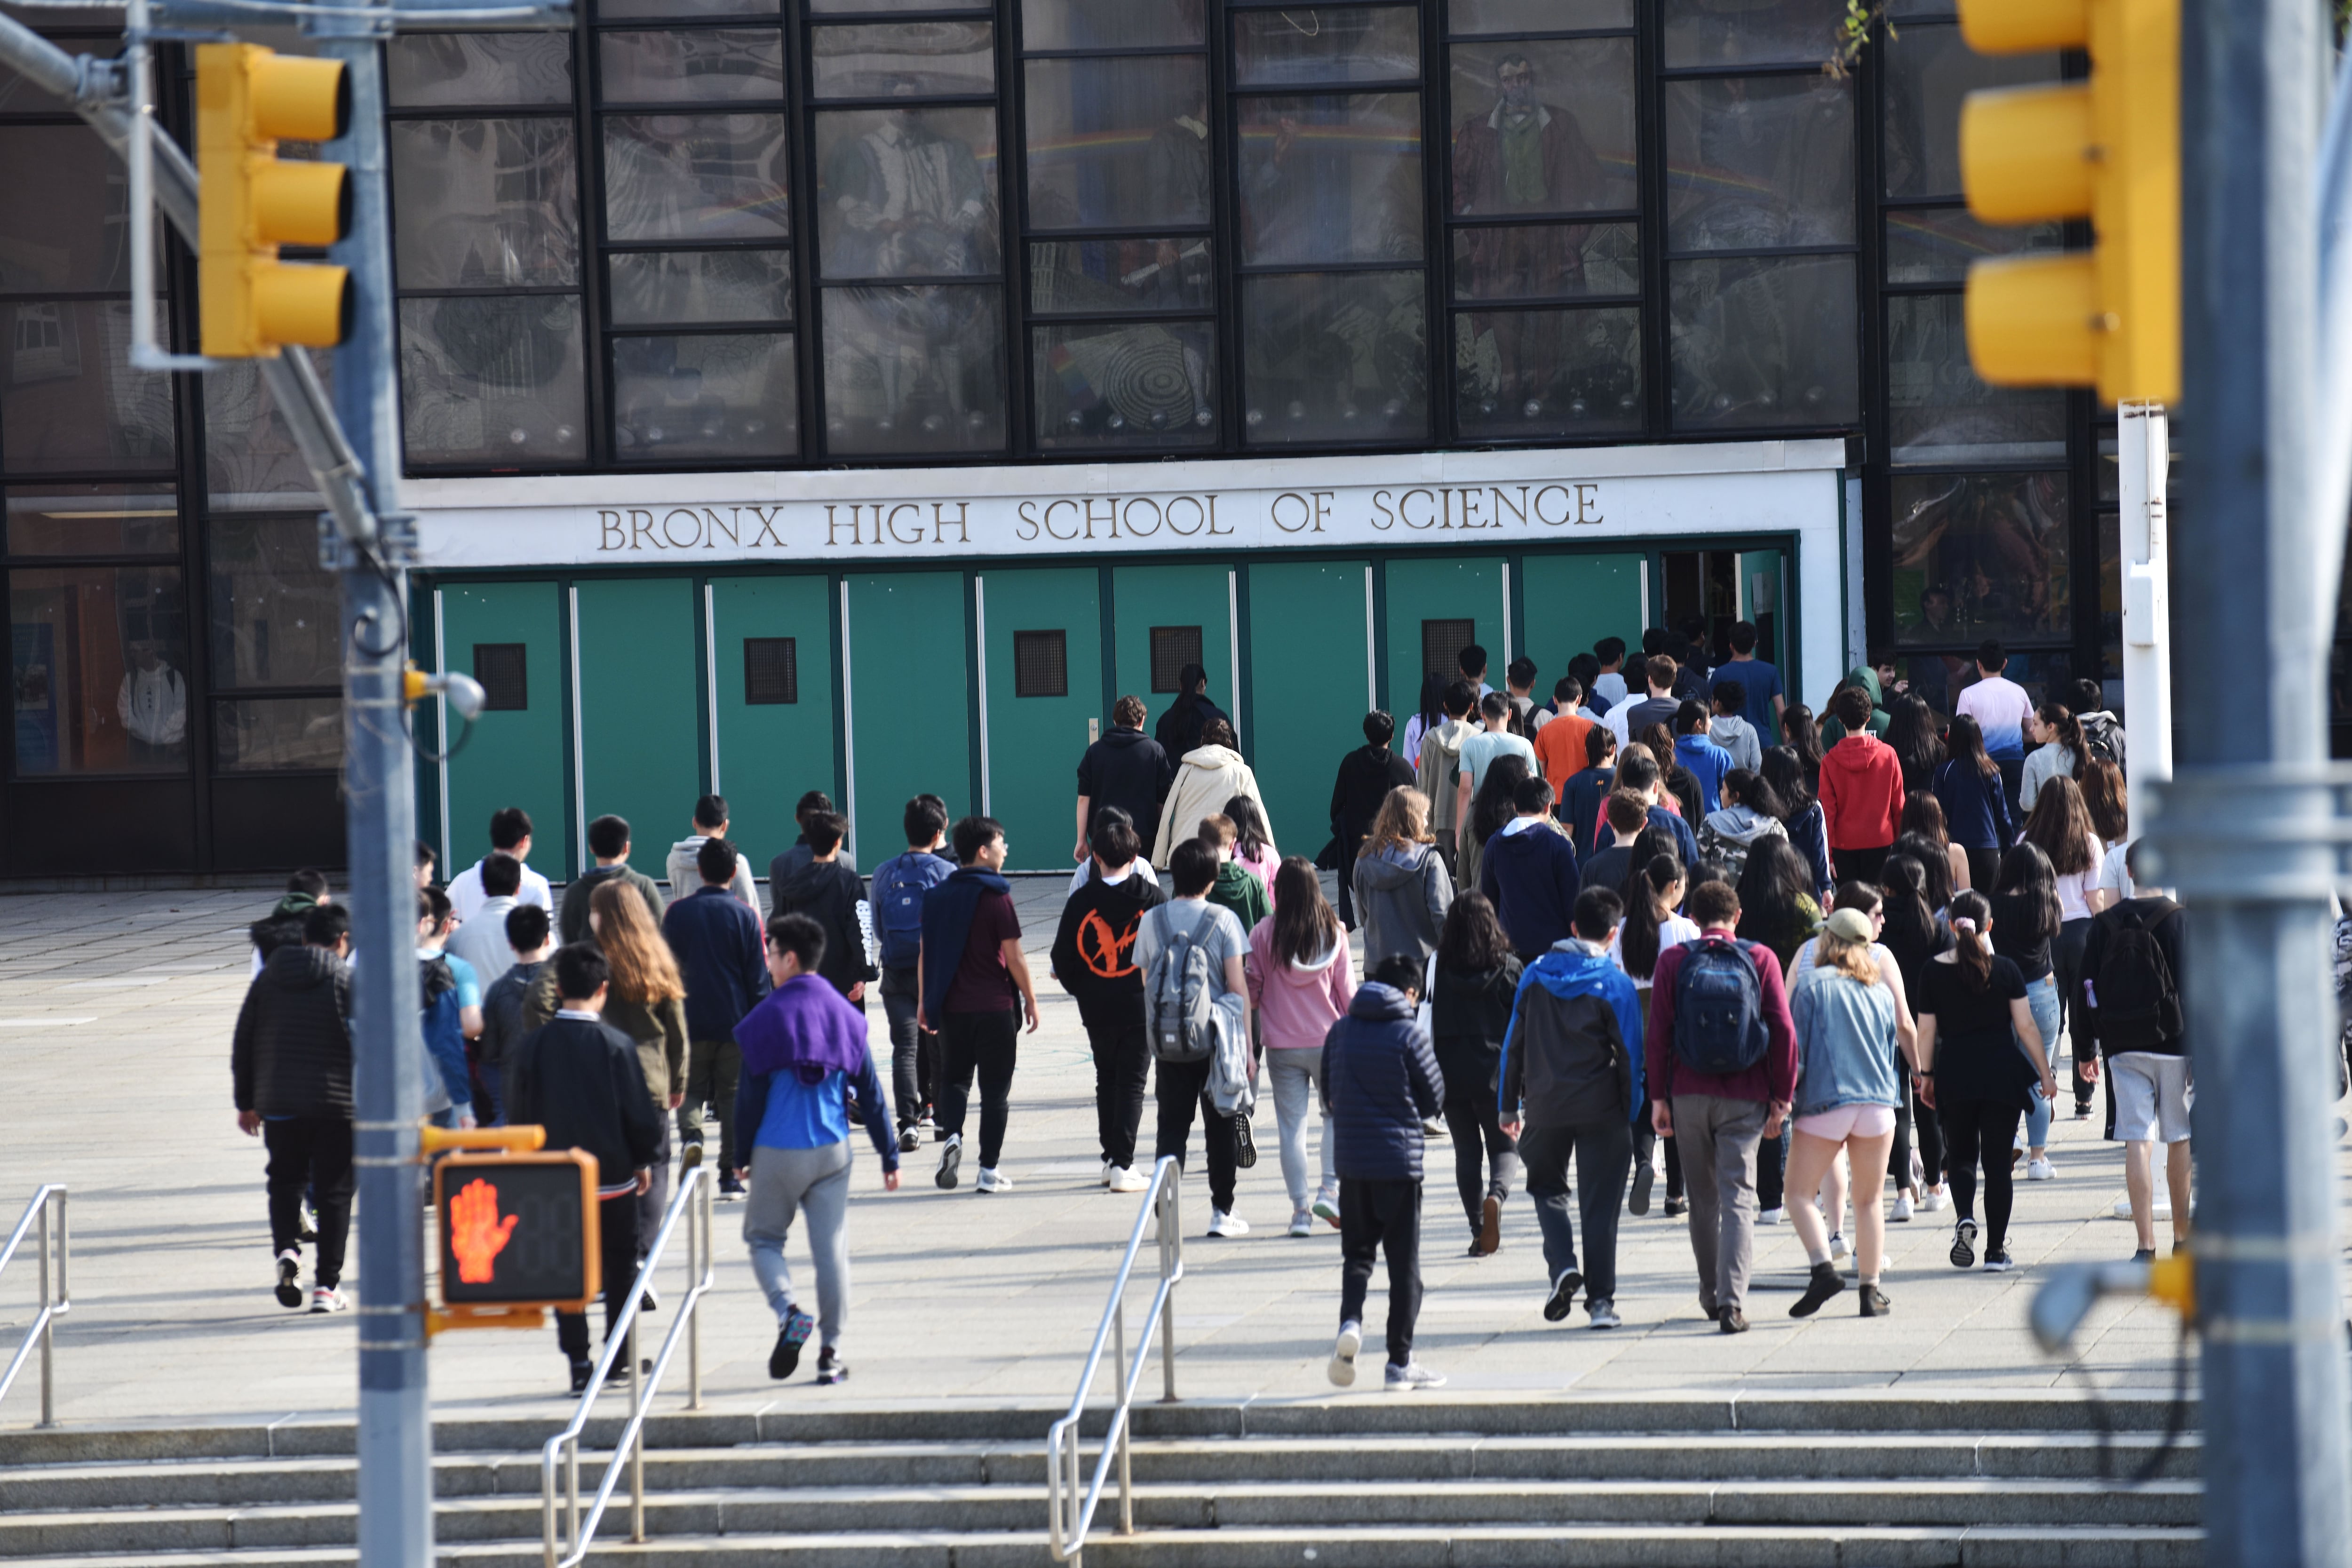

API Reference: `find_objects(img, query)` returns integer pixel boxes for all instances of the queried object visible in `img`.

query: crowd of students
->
[225,622,2197,1395]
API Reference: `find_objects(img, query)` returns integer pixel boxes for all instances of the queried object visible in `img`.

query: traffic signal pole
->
[2165,0,2352,1559]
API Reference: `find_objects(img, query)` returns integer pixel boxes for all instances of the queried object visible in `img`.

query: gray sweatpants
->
[743,1141,853,1348]
[1671,1093,1767,1317]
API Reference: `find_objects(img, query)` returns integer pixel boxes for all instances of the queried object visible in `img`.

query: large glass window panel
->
[1663,0,1849,68]
[598,30,786,104]
[1665,77,1854,250]
[1024,57,1210,230]
[1888,471,2071,645]
[1886,292,2064,464]
[1237,95,1422,266]
[1882,23,2056,198]
[2100,509,2122,659]
[1022,0,1204,49]
[810,23,996,99]
[815,109,999,277]
[1454,305,1640,437]
[390,119,578,288]
[214,697,342,772]
[0,127,129,293]
[609,250,793,324]
[7,564,189,775]
[203,354,331,510]
[1032,239,1214,313]
[207,514,340,689]
[2,302,175,473]
[5,484,176,556]
[820,284,1004,454]
[1450,0,1633,30]
[600,0,774,18]
[398,294,587,464]
[1240,270,1427,443]
[1669,255,1858,427]
[388,33,572,106]
[810,0,984,10]
[1032,320,1216,448]
[1233,7,1419,86]
[612,332,798,461]
[604,114,791,243]
[1885,207,2058,283]
[1447,40,1637,217]
[1452,222,1637,300]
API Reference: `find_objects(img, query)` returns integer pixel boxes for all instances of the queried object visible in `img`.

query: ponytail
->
[1616,853,1683,981]
[1947,889,1994,992]
[2039,702,2085,759]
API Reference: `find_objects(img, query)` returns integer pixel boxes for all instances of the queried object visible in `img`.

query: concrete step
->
[0,1477,2204,1555]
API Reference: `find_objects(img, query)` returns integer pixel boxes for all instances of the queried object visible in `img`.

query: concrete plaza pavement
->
[0,879,2236,1438]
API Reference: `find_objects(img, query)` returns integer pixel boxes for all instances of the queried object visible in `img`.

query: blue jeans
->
[2018,975,2058,1150]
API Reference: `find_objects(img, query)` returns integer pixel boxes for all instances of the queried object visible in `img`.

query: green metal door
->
[1738,546,1789,673]
[574,577,702,881]
[1383,555,1506,736]
[709,573,838,874]
[846,572,971,865]
[1111,563,1236,748]
[979,566,1102,872]
[437,581,572,882]
[1519,551,1646,708]
[1248,558,1372,858]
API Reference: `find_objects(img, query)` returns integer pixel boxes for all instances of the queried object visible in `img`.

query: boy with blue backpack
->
[872,795,956,1154]
[1643,878,1797,1335]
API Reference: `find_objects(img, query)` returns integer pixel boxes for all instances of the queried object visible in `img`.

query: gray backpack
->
[1145,904,1221,1065]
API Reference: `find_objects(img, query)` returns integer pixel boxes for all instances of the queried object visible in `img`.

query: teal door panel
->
[574,577,702,881]
[1520,551,1646,708]
[1383,556,1505,741]
[980,566,1102,872]
[847,572,970,866]
[1248,559,1371,857]
[437,581,571,883]
[710,574,838,875]
[1111,564,1235,745]
[1738,547,1790,684]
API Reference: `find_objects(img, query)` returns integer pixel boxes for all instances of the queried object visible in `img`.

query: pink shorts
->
[1793,1104,1897,1142]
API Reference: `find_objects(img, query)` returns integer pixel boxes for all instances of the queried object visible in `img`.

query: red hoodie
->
[1817,733,1905,851]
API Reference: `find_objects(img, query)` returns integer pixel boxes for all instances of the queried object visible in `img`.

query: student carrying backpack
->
[1134,840,1255,1238]
[872,797,956,1152]
[1670,936,1772,1076]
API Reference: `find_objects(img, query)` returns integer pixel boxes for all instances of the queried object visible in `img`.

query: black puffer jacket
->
[773,860,879,999]
[231,945,354,1117]
[1429,957,1523,1098]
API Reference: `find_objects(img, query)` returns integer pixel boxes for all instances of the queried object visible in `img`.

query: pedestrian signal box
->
[432,1149,601,1317]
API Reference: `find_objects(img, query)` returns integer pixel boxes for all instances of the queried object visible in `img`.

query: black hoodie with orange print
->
[1049,865,1168,1032]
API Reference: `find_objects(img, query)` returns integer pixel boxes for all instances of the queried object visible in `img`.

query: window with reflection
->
[1663,0,1850,69]
[5,484,177,557]
[1670,255,1856,427]
[8,565,189,775]
[1888,471,2071,645]
[207,514,342,691]
[1885,293,2063,464]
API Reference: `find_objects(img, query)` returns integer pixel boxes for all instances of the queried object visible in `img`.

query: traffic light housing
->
[432,1149,602,1321]
[194,43,354,358]
[1956,0,2178,405]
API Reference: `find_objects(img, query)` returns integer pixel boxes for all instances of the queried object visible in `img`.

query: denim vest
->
[1790,968,1900,1118]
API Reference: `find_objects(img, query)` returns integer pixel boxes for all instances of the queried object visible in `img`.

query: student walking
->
[2077,843,2189,1260]
[1076,695,1174,863]
[1580,790,1653,908]
[1698,769,1789,883]
[1139,838,1255,1237]
[1714,621,1786,740]
[662,836,772,1200]
[1877,857,1954,1213]
[1323,954,1447,1389]
[447,853,527,992]
[1200,815,1272,933]
[1430,894,1524,1256]
[733,913,901,1386]
[503,944,662,1393]
[1227,796,1281,906]
[1915,890,2057,1273]
[666,796,759,908]
[560,815,666,943]
[1415,681,1479,868]
[1955,641,2035,820]
[1818,686,1905,884]
[1533,677,1598,791]
[1732,838,1821,1224]
[417,892,478,1132]
[1673,702,1736,816]
[1707,683,1763,774]
[1787,885,1922,1237]
[1761,747,1834,902]
[449,807,553,924]
[1246,858,1354,1235]
[2018,703,2085,814]
[771,791,858,887]
[478,903,555,1128]
[1901,791,1974,899]
[1645,879,1798,1334]
[1051,808,1165,1194]
[1151,719,1268,871]
[1479,774,1582,959]
[247,869,331,977]
[1457,693,1538,844]
[1154,663,1228,762]
[1501,887,1645,1329]
[1932,714,2017,894]
[1458,751,1534,898]
[772,811,878,1008]
[1986,843,2062,1178]
[2022,777,2106,1118]
[873,796,956,1147]
[1555,727,1617,862]
[1611,850,1699,1217]
[1328,712,1418,927]
[919,817,1043,1194]
[1353,787,1456,970]
[232,902,356,1314]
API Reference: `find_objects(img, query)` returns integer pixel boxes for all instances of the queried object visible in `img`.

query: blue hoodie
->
[1674,733,1736,816]
[917,865,1011,1030]
[1497,939,1645,1127]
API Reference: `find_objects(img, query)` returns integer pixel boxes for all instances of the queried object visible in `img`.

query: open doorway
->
[1660,549,1787,674]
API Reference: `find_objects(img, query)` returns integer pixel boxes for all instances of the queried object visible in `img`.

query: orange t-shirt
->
[1532,712,1596,792]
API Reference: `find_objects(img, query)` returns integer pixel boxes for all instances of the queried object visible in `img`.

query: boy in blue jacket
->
[1499,887,1647,1331]
[1320,954,1446,1391]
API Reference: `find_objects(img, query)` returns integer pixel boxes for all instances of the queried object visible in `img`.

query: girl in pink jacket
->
[1246,859,1356,1235]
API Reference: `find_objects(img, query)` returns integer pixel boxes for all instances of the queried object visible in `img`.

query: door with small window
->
[437,581,572,884]
[977,567,1101,872]
[709,573,839,881]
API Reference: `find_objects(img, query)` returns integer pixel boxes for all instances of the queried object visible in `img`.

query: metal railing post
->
[628,1315,646,1543]
[1159,1181,1178,1405]
[35,1199,51,1429]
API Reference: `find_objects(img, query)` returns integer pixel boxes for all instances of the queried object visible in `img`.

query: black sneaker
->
[1950,1218,1979,1269]
[770,1308,815,1380]
[1233,1115,1258,1170]
[1982,1247,2015,1273]
[717,1174,745,1202]
[2132,1247,2156,1264]
[898,1125,920,1154]
[568,1358,593,1395]
[1629,1162,1654,1217]
[816,1346,848,1386]
[1859,1285,1892,1317]
[1790,1260,1846,1319]
[275,1254,302,1309]
[1664,1196,1687,1218]
[1543,1268,1583,1323]
[638,1281,659,1314]
[936,1135,963,1190]
[1718,1307,1750,1335]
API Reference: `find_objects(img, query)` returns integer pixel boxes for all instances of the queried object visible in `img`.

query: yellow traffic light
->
[195,44,354,358]
[1957,0,2178,405]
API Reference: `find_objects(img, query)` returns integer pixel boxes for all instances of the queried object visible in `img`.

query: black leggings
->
[1937,1095,2023,1251]
[1634,1125,1684,1202]
[2055,918,2094,1107]
[1441,1085,1519,1235]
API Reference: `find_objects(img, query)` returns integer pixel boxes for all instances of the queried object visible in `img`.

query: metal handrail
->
[1046,1155,1184,1564]
[0,1187,68,1427]
[538,1152,716,1568]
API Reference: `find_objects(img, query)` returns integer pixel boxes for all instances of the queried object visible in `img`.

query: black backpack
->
[2089,903,2182,1052]
[1670,936,1771,1075]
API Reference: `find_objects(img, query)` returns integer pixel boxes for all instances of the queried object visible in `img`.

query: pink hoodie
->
[1244,915,1355,1051]
[1235,844,1281,911]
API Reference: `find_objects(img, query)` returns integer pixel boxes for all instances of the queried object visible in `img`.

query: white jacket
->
[1149,745,1267,869]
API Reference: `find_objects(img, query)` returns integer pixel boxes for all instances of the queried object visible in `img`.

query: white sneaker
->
[1288,1210,1315,1238]
[1207,1208,1248,1238]
[976,1166,1012,1194]
[1922,1186,1949,1214]
[2026,1156,2057,1181]
[1828,1232,1850,1262]
[1758,1206,1786,1225]
[1890,1194,1915,1223]
[1107,1165,1149,1194]
[309,1286,348,1314]
[1329,1320,1361,1386]
[1100,1160,1115,1188]
[1422,1117,1449,1139]
[1384,1360,1446,1390]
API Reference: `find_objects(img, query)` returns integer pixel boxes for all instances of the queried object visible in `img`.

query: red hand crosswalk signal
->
[432,1150,601,1316]
[194,43,354,358]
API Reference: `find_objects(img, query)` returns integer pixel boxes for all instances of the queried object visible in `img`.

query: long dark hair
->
[1885,695,1946,788]
[1617,852,1684,981]
[1945,712,1999,779]
[1436,889,1513,973]
[1900,789,1951,847]
[1469,753,1533,841]
[2021,774,2098,876]
[1759,745,1815,818]
[1734,836,1815,947]
[1224,794,1273,861]
[1270,856,1340,966]
[2037,700,2086,758]
[1720,768,1785,820]
[1991,841,2061,941]
[1621,824,1679,904]
[1893,829,1955,910]
[1415,670,1447,735]
[1947,888,1994,991]
[2079,758,2129,844]
[1783,704,1826,779]
[1878,854,1939,954]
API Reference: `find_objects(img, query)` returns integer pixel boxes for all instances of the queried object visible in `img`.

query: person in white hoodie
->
[1707,683,1764,774]
[1247,858,1357,1235]
[1149,719,1268,870]
[666,794,759,907]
